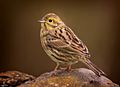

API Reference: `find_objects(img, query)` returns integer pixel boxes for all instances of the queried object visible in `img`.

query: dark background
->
[0,0,120,85]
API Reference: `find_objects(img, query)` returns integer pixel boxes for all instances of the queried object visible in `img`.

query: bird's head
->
[38,13,64,30]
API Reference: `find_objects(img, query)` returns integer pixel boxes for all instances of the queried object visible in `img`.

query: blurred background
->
[0,0,120,85]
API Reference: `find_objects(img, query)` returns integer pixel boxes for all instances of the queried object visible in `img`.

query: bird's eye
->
[49,19,52,22]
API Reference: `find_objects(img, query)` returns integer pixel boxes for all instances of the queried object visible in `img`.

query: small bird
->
[39,13,105,76]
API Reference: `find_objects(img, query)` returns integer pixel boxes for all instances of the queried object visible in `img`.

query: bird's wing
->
[48,27,90,56]
[66,27,90,57]
[47,36,78,55]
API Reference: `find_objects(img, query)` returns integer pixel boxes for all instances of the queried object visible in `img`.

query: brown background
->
[0,0,120,85]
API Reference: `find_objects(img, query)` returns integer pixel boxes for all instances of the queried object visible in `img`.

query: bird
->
[38,13,105,76]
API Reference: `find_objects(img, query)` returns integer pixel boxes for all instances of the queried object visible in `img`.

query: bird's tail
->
[81,58,106,76]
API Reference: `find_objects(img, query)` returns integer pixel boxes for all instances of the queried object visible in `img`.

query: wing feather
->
[47,26,90,57]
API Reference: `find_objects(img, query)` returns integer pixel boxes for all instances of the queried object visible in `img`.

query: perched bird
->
[39,13,105,76]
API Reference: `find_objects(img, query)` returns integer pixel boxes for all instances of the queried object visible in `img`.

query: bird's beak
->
[37,20,45,23]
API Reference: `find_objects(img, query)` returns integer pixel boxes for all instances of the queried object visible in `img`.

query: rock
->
[18,68,119,87]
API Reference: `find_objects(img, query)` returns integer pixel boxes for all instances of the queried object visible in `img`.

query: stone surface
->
[18,68,119,87]
[0,71,35,86]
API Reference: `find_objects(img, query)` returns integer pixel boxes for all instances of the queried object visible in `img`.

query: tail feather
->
[82,58,106,76]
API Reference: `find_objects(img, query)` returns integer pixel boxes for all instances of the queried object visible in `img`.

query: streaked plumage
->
[39,13,105,76]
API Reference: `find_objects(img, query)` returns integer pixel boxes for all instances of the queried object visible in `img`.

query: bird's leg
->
[54,63,60,71]
[51,63,60,76]
[65,65,72,72]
